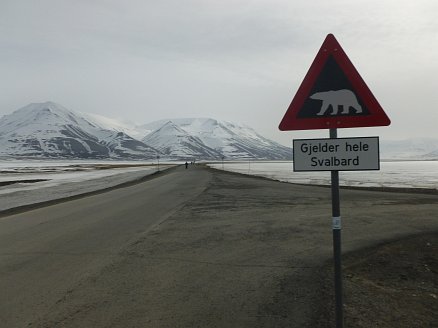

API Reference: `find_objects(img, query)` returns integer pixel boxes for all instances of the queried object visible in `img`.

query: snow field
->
[208,161,438,190]
[0,160,175,211]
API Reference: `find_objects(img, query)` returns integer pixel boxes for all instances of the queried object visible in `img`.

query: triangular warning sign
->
[279,34,391,131]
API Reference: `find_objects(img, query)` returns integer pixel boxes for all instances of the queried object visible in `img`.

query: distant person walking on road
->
[185,162,188,169]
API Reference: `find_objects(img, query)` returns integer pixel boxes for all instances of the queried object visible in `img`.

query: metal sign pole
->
[279,33,390,328]
[330,128,343,328]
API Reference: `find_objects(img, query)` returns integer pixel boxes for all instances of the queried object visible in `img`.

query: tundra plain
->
[0,164,437,327]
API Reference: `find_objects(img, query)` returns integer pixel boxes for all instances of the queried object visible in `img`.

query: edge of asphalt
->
[0,165,180,218]
[3,162,437,218]
[3,162,438,325]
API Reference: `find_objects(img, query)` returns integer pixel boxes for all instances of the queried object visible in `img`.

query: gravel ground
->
[314,233,438,327]
[1,165,438,327]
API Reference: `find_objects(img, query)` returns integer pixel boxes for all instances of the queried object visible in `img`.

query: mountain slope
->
[141,118,292,160]
[0,102,293,160]
[81,112,151,141]
[142,121,222,159]
[99,130,158,159]
[379,138,438,160]
[2,102,437,160]
[0,102,157,159]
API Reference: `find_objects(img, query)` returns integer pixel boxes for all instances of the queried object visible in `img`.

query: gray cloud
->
[1,0,437,145]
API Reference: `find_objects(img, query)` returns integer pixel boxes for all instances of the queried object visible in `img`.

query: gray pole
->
[330,128,343,328]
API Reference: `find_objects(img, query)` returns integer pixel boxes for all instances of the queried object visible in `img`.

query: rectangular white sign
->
[293,137,380,171]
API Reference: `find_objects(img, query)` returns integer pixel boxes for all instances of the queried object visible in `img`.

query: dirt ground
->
[314,233,438,327]
[2,165,438,327]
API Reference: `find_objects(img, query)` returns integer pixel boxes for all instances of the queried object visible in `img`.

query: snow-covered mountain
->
[3,101,438,161]
[0,102,157,159]
[142,121,222,159]
[380,138,438,160]
[141,118,292,160]
[0,102,293,160]
[2,102,438,161]
[81,112,151,141]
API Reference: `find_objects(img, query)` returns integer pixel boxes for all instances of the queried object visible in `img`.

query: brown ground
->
[1,165,438,327]
[315,233,438,327]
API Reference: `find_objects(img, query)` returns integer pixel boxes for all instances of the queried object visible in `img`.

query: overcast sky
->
[1,0,437,146]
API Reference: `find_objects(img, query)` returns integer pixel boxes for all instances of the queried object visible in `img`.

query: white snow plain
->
[208,161,438,190]
[2,160,437,213]
[0,160,174,212]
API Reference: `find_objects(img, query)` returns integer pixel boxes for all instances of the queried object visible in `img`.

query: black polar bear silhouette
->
[310,89,362,116]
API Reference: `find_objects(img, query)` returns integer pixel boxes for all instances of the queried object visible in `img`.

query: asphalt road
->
[0,165,210,327]
[1,165,438,327]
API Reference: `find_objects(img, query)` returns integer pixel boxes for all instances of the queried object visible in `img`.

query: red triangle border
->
[279,34,391,131]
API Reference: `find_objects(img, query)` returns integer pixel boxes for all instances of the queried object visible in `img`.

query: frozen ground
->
[0,160,175,212]
[208,161,438,190]
[2,159,437,213]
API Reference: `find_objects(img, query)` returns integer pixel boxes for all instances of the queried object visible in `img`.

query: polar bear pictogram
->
[310,89,362,116]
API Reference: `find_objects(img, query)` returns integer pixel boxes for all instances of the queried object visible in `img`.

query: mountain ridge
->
[2,102,437,160]
[143,118,292,160]
[0,102,292,160]
[0,102,158,159]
